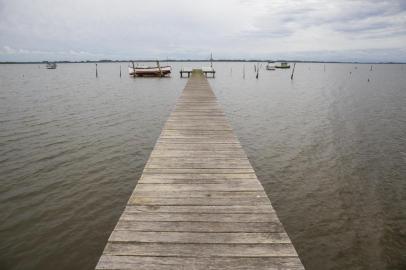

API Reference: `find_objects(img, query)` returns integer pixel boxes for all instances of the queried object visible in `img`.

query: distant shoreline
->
[0,60,405,64]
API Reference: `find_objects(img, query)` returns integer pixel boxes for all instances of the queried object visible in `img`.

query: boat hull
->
[46,63,57,69]
[128,66,171,77]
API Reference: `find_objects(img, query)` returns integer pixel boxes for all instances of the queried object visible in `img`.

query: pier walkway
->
[96,71,304,269]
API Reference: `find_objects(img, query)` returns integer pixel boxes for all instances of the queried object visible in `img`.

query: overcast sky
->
[0,0,405,62]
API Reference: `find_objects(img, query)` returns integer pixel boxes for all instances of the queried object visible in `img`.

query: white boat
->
[275,62,290,69]
[265,61,275,70]
[46,62,57,69]
[128,61,171,77]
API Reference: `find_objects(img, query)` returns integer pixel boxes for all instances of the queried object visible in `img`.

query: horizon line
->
[1,59,405,64]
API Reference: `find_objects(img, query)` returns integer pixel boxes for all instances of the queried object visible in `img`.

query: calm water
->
[0,62,405,270]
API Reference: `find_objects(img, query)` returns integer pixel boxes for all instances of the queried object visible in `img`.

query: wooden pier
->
[96,70,304,270]
[179,68,193,78]
[181,67,215,78]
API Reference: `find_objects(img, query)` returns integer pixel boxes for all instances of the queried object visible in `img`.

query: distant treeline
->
[0,60,404,64]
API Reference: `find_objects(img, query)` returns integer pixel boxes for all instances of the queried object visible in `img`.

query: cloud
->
[0,45,102,61]
[0,0,405,61]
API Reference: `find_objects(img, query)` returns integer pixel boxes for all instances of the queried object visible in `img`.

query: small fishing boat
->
[275,62,290,69]
[45,62,57,69]
[266,61,276,70]
[128,61,171,77]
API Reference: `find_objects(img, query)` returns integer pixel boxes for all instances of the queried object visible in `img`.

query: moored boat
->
[128,61,171,77]
[275,62,290,69]
[45,62,57,69]
[266,61,276,70]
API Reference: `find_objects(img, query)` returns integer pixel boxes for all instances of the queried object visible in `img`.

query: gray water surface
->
[0,62,405,270]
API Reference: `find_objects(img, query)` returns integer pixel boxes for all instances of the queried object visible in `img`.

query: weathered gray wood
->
[140,173,258,180]
[129,196,272,206]
[132,191,267,198]
[97,256,304,270]
[95,71,304,270]
[103,243,298,257]
[135,183,263,191]
[142,168,255,174]
[115,220,285,233]
[124,205,275,213]
[138,178,259,185]
[150,151,247,158]
[153,144,244,150]
[157,139,240,144]
[145,161,252,169]
[109,231,291,244]
[120,212,278,222]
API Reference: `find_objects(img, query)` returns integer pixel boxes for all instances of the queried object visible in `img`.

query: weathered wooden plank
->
[103,243,298,257]
[129,196,271,206]
[140,173,257,179]
[153,144,244,150]
[142,168,255,174]
[163,126,233,131]
[138,175,262,185]
[160,130,235,134]
[120,212,278,222]
[146,157,250,162]
[96,256,304,270]
[109,231,291,244]
[132,191,266,198]
[134,183,263,192]
[124,205,275,213]
[157,139,240,144]
[115,220,284,233]
[139,173,258,180]
[166,115,229,119]
[150,151,247,158]
[138,178,259,185]
[145,162,252,169]
[158,137,238,141]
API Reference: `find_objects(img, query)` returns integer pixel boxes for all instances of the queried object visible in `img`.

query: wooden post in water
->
[132,61,136,78]
[291,63,296,80]
[119,65,122,78]
[157,60,163,77]
[95,64,98,78]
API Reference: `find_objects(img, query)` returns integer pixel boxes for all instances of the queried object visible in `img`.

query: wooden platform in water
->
[95,70,304,269]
